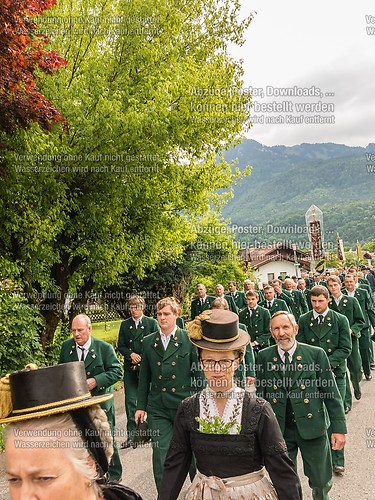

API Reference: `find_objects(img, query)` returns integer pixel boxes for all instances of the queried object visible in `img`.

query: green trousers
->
[103,401,123,481]
[359,327,371,377]
[330,376,346,467]
[147,405,195,492]
[124,368,139,440]
[344,336,363,409]
[284,423,332,500]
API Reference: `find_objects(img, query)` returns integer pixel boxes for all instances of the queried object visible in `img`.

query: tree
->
[0,0,66,134]
[0,0,253,349]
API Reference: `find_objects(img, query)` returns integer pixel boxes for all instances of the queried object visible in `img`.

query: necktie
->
[284,351,292,387]
[318,315,324,325]
[250,308,254,316]
[78,346,85,361]
[268,301,272,309]
[200,299,204,306]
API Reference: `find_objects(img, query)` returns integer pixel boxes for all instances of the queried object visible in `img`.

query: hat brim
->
[190,328,250,351]
[0,393,113,425]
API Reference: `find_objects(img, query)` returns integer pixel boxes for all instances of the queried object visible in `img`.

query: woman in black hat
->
[0,362,142,500]
[159,309,302,499]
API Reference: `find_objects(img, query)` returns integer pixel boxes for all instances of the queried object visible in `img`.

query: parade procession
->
[1,0,375,499]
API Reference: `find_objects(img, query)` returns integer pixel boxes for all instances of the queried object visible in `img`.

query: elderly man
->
[256,311,347,500]
[135,297,201,492]
[214,283,238,313]
[117,295,159,448]
[190,283,215,319]
[59,313,123,481]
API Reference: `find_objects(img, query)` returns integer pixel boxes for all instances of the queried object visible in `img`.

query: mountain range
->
[222,140,375,249]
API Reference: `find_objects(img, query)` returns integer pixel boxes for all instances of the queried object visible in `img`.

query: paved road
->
[1,375,374,499]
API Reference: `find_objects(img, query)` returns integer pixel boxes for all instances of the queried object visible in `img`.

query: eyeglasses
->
[200,359,237,370]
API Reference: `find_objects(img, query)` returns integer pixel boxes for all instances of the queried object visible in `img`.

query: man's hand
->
[331,433,346,450]
[130,352,141,364]
[135,410,146,424]
[87,377,97,391]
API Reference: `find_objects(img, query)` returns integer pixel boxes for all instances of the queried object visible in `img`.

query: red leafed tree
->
[0,0,67,133]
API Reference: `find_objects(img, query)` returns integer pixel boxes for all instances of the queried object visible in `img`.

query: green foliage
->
[0,286,45,376]
[0,0,253,347]
[196,415,241,434]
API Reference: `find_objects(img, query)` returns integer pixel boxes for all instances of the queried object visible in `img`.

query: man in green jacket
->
[135,297,202,492]
[256,311,347,500]
[342,273,375,380]
[59,313,123,481]
[117,295,159,448]
[239,290,271,353]
[327,276,365,412]
[228,280,247,310]
[297,286,351,476]
[283,278,309,319]
[190,283,215,319]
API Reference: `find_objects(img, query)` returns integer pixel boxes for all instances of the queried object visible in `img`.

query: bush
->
[0,286,45,376]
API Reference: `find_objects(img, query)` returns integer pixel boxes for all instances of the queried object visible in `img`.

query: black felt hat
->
[186,309,250,351]
[0,362,113,424]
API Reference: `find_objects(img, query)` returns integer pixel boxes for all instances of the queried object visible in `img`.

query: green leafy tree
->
[0,0,253,349]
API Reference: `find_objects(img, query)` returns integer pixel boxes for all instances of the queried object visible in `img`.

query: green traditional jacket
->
[259,298,291,316]
[342,287,375,329]
[239,305,271,349]
[256,342,347,439]
[329,295,365,338]
[190,296,215,319]
[297,309,352,378]
[229,291,247,311]
[282,289,308,319]
[137,328,202,411]
[59,337,123,410]
[117,315,159,370]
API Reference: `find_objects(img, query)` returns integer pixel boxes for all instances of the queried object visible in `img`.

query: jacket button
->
[304,399,309,404]
[171,388,176,392]
[172,375,176,379]
[327,349,332,353]
[171,361,176,366]
[272,398,277,403]
[307,413,313,419]
[300,384,306,390]
[326,339,331,343]
[157,362,161,366]
[273,385,277,390]
[159,375,162,379]
[87,372,90,376]
[162,388,166,392]
[130,340,133,343]
[311,338,315,342]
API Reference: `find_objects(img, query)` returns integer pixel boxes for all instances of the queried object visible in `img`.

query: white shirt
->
[334,295,343,306]
[278,342,297,363]
[76,339,91,361]
[133,315,144,328]
[313,309,329,321]
[160,326,177,350]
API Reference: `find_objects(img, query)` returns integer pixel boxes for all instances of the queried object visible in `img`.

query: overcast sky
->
[234,0,375,147]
